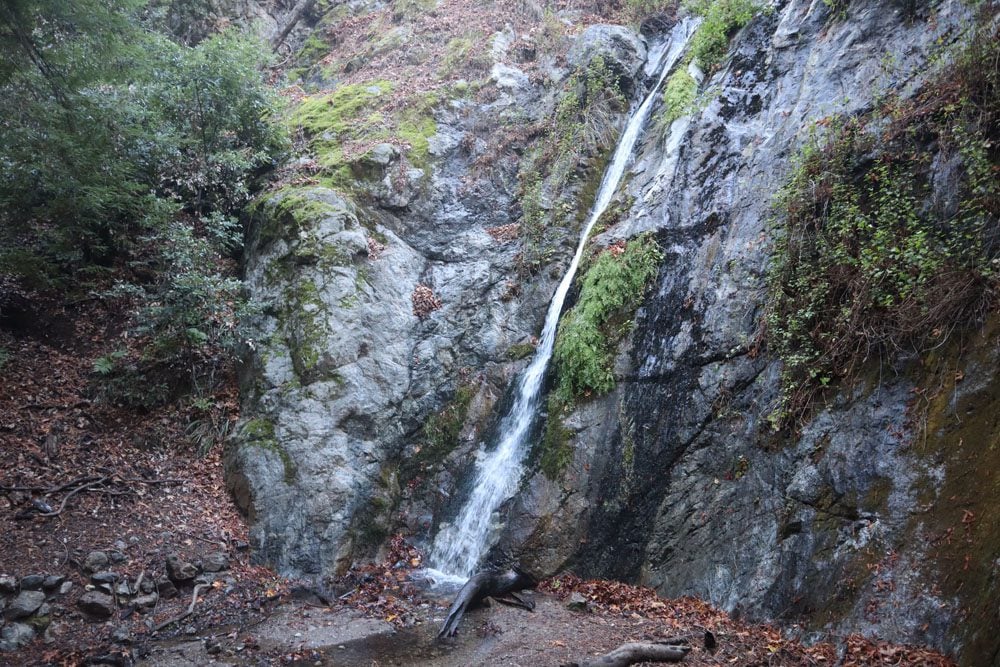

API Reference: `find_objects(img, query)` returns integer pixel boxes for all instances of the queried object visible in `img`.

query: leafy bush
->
[763,21,999,428]
[142,30,287,217]
[685,0,763,69]
[553,234,663,401]
[0,0,286,406]
[661,68,698,124]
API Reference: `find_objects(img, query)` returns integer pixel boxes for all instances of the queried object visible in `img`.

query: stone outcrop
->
[228,0,997,663]
[487,0,997,664]
[225,21,647,575]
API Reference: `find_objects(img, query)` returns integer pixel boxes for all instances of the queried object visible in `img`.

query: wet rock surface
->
[492,0,992,662]
[222,0,994,662]
[224,17,645,577]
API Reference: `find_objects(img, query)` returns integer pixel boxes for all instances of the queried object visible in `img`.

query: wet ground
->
[141,593,686,666]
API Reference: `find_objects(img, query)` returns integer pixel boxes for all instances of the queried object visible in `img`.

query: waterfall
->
[428,19,698,581]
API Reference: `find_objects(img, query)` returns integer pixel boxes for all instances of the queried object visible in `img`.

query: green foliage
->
[93,350,127,376]
[553,55,628,177]
[553,234,663,401]
[0,1,285,407]
[0,3,285,263]
[661,68,698,124]
[420,385,476,466]
[141,30,287,216]
[130,218,256,363]
[517,55,628,276]
[764,21,999,429]
[685,0,763,69]
[539,394,574,479]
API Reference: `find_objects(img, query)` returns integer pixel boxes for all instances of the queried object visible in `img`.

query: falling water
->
[428,19,698,581]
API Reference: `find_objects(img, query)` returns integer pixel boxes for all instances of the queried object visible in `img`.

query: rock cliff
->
[226,0,999,662]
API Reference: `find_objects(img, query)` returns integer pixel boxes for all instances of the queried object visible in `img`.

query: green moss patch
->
[240,417,297,483]
[553,233,663,401]
[286,79,445,191]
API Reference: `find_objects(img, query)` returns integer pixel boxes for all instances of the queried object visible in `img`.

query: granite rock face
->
[225,19,648,576]
[229,0,997,662]
[491,0,996,663]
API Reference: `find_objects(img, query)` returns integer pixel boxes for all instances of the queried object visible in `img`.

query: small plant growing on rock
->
[553,233,663,401]
[763,20,1000,429]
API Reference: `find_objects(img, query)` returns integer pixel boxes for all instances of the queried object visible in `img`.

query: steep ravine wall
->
[493,0,998,664]
[225,0,999,662]
[225,17,651,576]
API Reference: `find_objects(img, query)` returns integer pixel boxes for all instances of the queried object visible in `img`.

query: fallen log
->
[437,567,537,638]
[565,641,691,667]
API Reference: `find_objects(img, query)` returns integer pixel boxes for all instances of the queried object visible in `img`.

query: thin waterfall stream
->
[427,19,698,582]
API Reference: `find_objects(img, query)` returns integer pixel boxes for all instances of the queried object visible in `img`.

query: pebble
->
[43,575,66,591]
[19,574,45,591]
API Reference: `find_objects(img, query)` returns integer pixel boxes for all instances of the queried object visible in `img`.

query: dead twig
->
[153,582,211,633]
[36,476,110,517]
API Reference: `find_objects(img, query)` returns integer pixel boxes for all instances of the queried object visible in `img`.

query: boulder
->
[19,575,44,591]
[165,554,198,583]
[0,575,16,595]
[4,590,45,620]
[77,591,115,619]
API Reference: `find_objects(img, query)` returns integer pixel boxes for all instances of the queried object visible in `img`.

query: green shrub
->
[661,68,698,124]
[763,21,999,429]
[553,234,662,401]
[685,0,763,69]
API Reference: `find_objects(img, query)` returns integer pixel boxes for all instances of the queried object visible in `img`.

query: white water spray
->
[428,20,698,581]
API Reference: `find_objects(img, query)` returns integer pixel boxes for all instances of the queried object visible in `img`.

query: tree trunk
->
[271,0,317,52]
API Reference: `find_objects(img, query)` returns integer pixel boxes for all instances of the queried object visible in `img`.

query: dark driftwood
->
[565,641,691,667]
[437,568,537,638]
